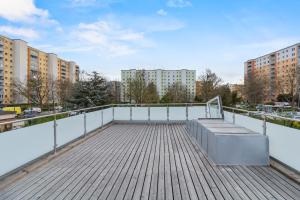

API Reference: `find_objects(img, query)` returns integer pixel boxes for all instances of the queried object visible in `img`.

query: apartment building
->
[245,43,300,102]
[121,69,196,102]
[0,35,80,104]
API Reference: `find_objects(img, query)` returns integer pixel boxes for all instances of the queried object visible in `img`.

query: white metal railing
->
[0,103,206,178]
[206,96,224,119]
[223,106,300,172]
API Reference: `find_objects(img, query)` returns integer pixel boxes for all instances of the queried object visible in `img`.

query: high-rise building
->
[0,35,80,104]
[245,43,300,102]
[121,69,196,102]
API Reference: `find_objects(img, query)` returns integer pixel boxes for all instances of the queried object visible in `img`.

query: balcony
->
[0,100,299,199]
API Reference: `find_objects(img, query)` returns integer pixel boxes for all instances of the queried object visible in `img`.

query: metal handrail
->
[223,106,300,123]
[0,103,206,126]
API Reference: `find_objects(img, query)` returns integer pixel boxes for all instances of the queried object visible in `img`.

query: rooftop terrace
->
[1,123,300,200]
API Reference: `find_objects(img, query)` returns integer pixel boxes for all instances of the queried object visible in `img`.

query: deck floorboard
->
[0,123,299,200]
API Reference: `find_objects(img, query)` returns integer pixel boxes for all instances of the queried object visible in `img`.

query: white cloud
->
[72,20,145,57]
[0,0,56,24]
[157,9,167,16]
[167,0,192,8]
[0,26,39,39]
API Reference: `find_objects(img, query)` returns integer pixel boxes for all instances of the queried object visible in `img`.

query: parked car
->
[23,110,38,118]
[68,111,78,116]
[24,107,42,113]
[55,106,63,112]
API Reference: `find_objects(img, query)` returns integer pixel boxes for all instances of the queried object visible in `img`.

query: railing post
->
[83,111,87,137]
[205,105,208,118]
[130,106,132,121]
[186,103,188,121]
[101,110,104,127]
[148,106,150,122]
[232,109,235,124]
[167,105,169,122]
[112,106,115,121]
[53,112,57,154]
[263,115,267,136]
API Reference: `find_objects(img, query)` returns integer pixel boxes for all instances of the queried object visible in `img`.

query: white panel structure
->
[56,114,84,146]
[188,106,206,120]
[150,107,167,120]
[103,108,113,124]
[114,107,130,120]
[224,110,300,172]
[86,110,102,132]
[0,122,53,177]
[132,107,148,120]
[169,107,186,120]
[266,122,300,171]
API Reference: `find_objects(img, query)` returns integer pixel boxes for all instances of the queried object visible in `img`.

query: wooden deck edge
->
[0,123,113,190]
[270,157,300,184]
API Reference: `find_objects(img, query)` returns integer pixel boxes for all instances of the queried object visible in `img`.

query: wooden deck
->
[0,123,300,200]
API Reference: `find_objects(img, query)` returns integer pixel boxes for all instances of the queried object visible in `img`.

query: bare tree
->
[12,71,49,108]
[244,73,266,105]
[161,83,188,103]
[56,79,73,107]
[126,71,147,104]
[276,67,299,106]
[143,82,160,103]
[198,69,222,102]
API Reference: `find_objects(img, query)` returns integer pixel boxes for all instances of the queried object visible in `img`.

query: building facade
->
[0,35,80,104]
[245,43,300,102]
[121,69,196,102]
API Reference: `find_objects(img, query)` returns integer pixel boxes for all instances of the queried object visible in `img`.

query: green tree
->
[69,71,109,107]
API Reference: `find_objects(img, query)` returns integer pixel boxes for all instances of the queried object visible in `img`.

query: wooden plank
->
[79,124,148,200]
[251,167,299,199]
[52,125,146,200]
[228,167,268,200]
[222,167,258,200]
[2,125,129,200]
[139,124,158,200]
[119,125,156,200]
[165,124,182,200]
[130,124,157,200]
[148,124,161,200]
[0,125,119,198]
[179,125,230,200]
[103,125,152,200]
[163,124,173,200]
[21,125,136,200]
[172,124,202,200]
[169,125,191,200]
[240,166,286,200]
[259,167,300,196]
[175,124,216,200]
[1,123,300,200]
[157,124,165,200]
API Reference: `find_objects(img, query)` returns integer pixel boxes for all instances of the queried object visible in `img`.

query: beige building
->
[121,69,196,102]
[0,35,80,104]
[245,43,300,102]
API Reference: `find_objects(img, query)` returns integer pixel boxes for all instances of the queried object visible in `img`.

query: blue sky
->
[0,0,300,83]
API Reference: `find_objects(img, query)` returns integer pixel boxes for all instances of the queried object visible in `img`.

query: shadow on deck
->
[0,123,299,200]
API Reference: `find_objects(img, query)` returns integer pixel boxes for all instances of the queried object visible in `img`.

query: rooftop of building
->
[245,42,300,62]
[1,123,299,200]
